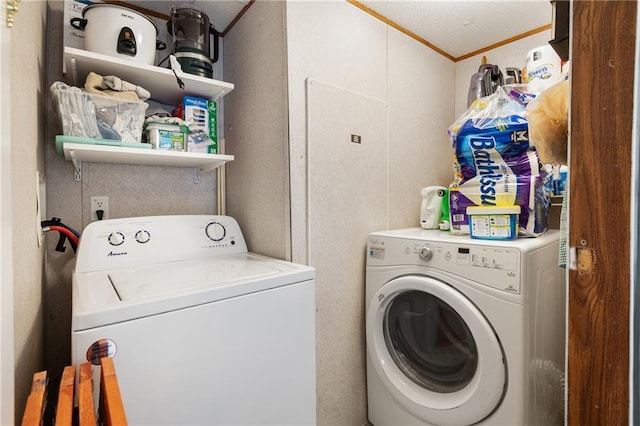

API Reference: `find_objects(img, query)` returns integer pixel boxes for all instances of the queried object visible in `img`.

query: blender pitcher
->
[167,7,219,79]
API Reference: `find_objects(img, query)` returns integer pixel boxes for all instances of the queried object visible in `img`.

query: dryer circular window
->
[366,275,506,426]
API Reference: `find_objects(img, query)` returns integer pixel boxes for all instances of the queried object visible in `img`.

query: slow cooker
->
[70,4,166,66]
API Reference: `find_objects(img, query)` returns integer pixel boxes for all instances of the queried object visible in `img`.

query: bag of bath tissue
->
[448,151,552,237]
[420,186,446,229]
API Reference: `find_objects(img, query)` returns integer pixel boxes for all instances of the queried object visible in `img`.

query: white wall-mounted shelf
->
[58,140,234,183]
[63,47,235,105]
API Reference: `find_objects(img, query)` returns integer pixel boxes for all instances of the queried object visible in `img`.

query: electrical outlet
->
[91,196,109,221]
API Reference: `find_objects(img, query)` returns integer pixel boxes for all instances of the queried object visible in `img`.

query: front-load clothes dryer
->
[366,228,565,426]
[72,215,316,425]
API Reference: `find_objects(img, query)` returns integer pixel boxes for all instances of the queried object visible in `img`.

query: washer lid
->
[366,274,506,425]
[110,255,284,301]
[72,253,315,331]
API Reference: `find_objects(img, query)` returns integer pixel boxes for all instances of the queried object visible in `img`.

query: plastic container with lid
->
[51,82,148,142]
[467,205,521,240]
[146,122,187,151]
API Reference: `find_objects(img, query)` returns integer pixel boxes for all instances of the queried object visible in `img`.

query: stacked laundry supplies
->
[447,86,551,237]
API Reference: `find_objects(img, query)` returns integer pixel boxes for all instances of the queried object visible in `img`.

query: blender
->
[167,7,219,79]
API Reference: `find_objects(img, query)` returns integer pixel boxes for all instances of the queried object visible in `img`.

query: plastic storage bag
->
[449,86,533,183]
[447,86,550,237]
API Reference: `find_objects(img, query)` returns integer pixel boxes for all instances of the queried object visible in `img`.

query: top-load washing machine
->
[366,228,565,426]
[72,215,316,425]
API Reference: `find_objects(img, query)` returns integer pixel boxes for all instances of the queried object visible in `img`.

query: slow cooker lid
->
[81,4,158,32]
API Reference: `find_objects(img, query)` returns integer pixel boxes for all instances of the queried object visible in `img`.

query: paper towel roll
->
[526,45,562,94]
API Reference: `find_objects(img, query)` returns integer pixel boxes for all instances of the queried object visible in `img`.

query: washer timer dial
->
[135,230,151,244]
[205,222,226,242]
[108,232,125,246]
[419,246,433,260]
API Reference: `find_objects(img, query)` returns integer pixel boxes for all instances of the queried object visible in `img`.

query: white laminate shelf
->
[63,46,235,105]
[60,142,234,183]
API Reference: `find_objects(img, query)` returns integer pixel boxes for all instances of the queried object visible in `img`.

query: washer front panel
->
[367,275,506,426]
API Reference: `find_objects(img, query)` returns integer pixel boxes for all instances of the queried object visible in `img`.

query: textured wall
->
[223,1,291,260]
[220,2,457,424]
[288,4,456,424]
[11,0,47,418]
[387,28,456,228]
[306,79,389,426]
[287,2,389,265]
[287,4,391,424]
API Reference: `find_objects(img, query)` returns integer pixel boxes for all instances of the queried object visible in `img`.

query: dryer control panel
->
[367,235,521,294]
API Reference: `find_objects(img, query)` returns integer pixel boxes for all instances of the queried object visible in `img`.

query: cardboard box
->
[172,96,218,154]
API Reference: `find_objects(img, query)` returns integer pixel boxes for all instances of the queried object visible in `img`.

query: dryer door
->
[367,274,506,426]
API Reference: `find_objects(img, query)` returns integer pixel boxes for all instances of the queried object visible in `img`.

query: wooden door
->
[569,1,636,424]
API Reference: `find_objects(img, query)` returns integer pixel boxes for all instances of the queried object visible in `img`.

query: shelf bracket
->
[211,89,226,102]
[73,162,82,181]
[68,149,82,181]
[193,168,201,184]
[199,162,222,174]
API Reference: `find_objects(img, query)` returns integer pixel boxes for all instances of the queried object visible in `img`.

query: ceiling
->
[359,1,553,59]
[126,0,553,60]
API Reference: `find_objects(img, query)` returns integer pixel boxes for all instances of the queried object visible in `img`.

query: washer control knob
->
[419,247,433,260]
[205,222,226,242]
[135,230,151,244]
[108,232,125,246]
